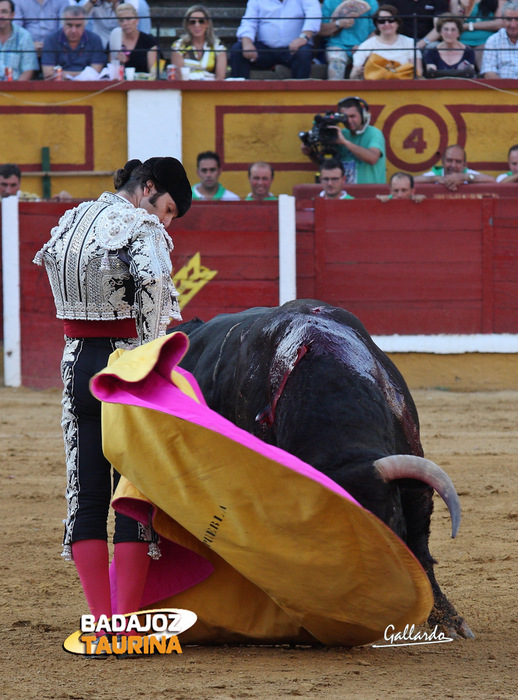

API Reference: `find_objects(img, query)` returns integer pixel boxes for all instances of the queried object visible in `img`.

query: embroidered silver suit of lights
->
[34,192,181,343]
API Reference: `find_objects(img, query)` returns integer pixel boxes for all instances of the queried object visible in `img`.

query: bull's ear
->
[374,455,461,538]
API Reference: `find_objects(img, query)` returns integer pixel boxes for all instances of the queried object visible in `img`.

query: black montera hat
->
[145,156,192,219]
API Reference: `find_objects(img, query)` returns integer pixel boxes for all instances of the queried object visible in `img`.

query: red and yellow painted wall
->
[2,79,518,389]
[1,79,518,199]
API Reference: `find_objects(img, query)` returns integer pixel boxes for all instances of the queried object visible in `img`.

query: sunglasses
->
[188,17,207,25]
[377,17,397,24]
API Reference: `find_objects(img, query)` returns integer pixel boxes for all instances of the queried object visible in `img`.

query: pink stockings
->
[113,541,151,617]
[72,539,151,629]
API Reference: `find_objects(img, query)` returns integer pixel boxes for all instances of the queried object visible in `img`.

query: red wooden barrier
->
[2,196,518,388]
[293,182,518,199]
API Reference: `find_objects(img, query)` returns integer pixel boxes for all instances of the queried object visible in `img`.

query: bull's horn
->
[374,455,461,539]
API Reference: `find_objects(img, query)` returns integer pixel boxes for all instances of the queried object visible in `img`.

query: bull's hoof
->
[448,619,475,640]
[428,609,475,640]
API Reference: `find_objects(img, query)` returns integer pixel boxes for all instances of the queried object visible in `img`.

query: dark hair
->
[1,0,15,12]
[196,150,220,168]
[390,171,414,188]
[0,163,22,179]
[337,96,369,120]
[436,13,464,35]
[320,158,345,176]
[247,161,275,178]
[479,0,498,17]
[114,156,192,218]
[373,5,403,34]
[508,143,518,158]
[113,159,162,193]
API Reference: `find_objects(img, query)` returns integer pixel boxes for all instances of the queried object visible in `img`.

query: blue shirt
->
[0,24,39,79]
[41,28,106,71]
[236,0,322,47]
[14,0,71,44]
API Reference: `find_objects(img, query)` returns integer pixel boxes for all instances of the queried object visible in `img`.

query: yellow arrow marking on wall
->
[173,252,218,309]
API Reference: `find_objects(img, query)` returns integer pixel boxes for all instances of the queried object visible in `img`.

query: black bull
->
[175,300,473,639]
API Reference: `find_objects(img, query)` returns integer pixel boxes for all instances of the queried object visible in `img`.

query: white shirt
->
[192,183,240,201]
[422,167,481,178]
[352,34,421,68]
[236,0,322,48]
[319,190,352,199]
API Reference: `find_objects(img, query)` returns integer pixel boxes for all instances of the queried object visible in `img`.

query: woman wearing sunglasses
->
[171,5,227,80]
[350,5,422,79]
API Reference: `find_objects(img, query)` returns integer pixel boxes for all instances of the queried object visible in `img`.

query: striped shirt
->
[481,28,518,79]
[0,24,39,79]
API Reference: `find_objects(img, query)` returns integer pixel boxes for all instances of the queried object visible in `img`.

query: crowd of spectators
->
[2,2,515,200]
[0,0,516,80]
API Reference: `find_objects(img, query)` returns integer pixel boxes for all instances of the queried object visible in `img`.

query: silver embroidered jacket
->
[33,192,181,343]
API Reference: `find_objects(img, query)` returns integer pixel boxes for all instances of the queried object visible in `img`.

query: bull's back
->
[177,300,421,455]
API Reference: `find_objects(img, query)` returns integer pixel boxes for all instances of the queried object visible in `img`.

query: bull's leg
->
[399,484,474,639]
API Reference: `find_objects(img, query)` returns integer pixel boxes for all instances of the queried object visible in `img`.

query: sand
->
[1,386,516,699]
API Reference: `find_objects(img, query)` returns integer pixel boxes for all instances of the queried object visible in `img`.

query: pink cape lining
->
[91,333,374,614]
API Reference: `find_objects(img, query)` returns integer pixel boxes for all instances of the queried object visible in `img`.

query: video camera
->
[298,111,348,161]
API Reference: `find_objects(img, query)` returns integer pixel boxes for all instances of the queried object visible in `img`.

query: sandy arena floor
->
[1,386,516,699]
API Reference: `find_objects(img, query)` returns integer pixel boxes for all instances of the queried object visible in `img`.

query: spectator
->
[245,161,277,201]
[0,163,38,199]
[171,5,227,80]
[377,171,425,201]
[108,2,158,73]
[319,0,378,79]
[230,0,322,80]
[0,162,72,200]
[13,0,70,56]
[0,0,38,79]
[350,5,422,79]
[481,0,518,77]
[192,151,240,201]
[390,0,449,47]
[497,143,518,182]
[414,144,496,190]
[41,5,105,79]
[302,96,386,184]
[424,13,476,76]
[319,159,354,199]
[451,0,505,71]
[81,0,151,49]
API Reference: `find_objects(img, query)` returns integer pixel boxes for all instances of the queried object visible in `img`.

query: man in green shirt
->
[192,151,240,201]
[332,97,386,184]
[318,159,354,199]
[245,161,277,201]
[301,96,386,184]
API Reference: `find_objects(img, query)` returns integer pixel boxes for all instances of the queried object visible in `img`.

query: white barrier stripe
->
[127,90,183,161]
[278,194,297,305]
[1,196,21,387]
[373,334,518,354]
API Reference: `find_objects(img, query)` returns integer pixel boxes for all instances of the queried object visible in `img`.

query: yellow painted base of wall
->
[388,353,518,391]
[1,341,516,391]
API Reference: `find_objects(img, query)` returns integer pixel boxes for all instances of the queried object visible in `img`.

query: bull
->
[175,299,473,639]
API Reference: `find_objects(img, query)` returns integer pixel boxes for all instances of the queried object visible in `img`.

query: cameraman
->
[301,96,386,184]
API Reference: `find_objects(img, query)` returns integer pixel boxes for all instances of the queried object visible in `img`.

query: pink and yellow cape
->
[90,333,433,646]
